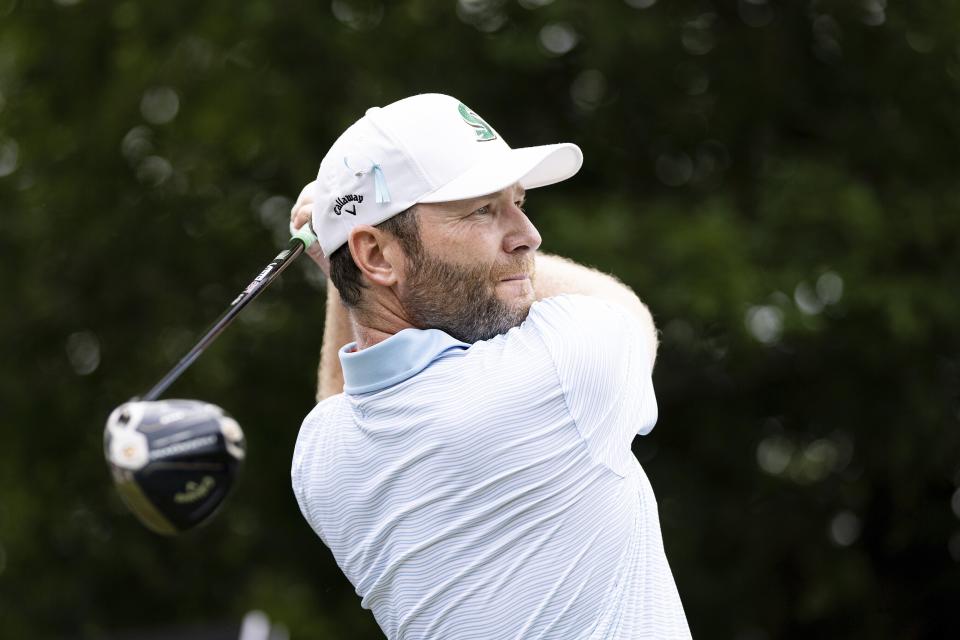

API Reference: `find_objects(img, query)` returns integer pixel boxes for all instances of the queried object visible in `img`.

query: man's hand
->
[290,180,331,277]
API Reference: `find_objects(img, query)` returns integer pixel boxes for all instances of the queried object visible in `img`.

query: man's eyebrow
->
[461,187,525,208]
[480,186,526,199]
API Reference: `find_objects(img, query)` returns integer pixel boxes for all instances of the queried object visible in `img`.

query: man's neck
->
[351,297,415,350]
[352,323,400,350]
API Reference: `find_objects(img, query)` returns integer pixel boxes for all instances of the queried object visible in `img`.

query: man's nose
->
[503,202,542,254]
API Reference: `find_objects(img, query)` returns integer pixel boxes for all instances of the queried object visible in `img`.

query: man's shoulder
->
[522,293,652,385]
[531,292,630,318]
[295,394,350,456]
[526,293,633,338]
[292,394,349,491]
[303,392,345,424]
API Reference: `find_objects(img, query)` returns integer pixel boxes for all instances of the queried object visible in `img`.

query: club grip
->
[290,220,318,249]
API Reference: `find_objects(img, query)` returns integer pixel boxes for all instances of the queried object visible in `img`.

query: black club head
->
[104,399,245,535]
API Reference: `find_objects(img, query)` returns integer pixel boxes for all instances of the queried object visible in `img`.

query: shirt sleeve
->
[291,400,335,543]
[524,294,658,477]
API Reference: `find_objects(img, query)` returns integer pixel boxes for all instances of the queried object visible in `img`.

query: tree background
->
[2,0,959,637]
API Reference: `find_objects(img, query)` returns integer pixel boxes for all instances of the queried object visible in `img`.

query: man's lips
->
[499,274,530,282]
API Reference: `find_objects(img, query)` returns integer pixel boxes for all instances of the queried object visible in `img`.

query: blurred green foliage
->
[2,0,959,638]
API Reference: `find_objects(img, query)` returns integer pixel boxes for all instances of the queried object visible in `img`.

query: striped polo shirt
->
[292,294,690,639]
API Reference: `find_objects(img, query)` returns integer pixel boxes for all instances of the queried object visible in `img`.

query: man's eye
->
[515,200,526,211]
[472,205,491,216]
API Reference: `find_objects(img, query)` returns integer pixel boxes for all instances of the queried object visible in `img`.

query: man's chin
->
[496,278,535,302]
[504,296,535,327]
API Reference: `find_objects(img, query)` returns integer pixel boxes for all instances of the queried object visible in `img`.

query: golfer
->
[290,93,690,639]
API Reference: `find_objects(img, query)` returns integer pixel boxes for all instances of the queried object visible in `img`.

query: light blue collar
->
[339,328,470,395]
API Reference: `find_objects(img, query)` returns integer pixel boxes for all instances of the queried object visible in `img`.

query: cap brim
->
[417,143,583,204]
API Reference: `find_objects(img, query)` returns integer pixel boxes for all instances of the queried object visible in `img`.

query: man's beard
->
[401,249,535,344]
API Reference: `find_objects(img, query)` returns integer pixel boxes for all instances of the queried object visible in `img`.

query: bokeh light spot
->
[136,156,173,187]
[949,532,960,562]
[757,435,794,475]
[816,271,843,304]
[571,70,607,112]
[906,32,935,54]
[951,487,960,519]
[745,305,783,344]
[829,511,861,546]
[240,611,271,639]
[675,62,709,96]
[655,152,693,187]
[812,15,842,63]
[539,23,579,56]
[682,14,716,55]
[0,139,19,177]
[121,126,153,162]
[795,439,839,482]
[140,87,180,125]
[66,331,101,376]
[861,0,885,26]
[692,140,729,185]
[794,281,823,315]
[333,0,384,31]
[456,0,506,32]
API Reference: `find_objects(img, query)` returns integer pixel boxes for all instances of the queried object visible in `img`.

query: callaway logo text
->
[334,194,363,215]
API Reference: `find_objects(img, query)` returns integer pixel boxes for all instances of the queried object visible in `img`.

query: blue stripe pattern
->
[292,295,690,639]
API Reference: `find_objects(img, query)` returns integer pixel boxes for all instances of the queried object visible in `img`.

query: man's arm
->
[317,282,353,402]
[288,181,352,402]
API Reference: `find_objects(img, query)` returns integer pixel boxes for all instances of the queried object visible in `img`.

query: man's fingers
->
[291,203,313,230]
[290,180,318,229]
[294,180,318,207]
[290,180,329,274]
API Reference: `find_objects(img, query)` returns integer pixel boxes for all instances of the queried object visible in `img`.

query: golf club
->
[104,225,317,535]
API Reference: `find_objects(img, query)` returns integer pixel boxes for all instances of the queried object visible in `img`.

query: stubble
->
[403,250,535,344]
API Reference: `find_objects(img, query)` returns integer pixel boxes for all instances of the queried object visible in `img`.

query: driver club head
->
[104,399,245,535]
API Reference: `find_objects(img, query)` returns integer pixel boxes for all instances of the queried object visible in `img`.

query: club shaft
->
[142,237,306,401]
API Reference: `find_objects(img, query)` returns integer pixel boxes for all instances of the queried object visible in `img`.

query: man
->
[290,93,690,639]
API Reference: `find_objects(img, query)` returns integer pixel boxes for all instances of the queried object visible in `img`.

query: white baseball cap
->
[311,93,583,256]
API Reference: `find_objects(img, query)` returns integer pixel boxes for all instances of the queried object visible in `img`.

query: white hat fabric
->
[312,93,583,256]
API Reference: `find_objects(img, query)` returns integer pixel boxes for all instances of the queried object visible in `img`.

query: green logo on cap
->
[458,103,497,142]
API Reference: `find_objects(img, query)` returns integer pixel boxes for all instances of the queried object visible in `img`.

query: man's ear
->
[348,225,401,287]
